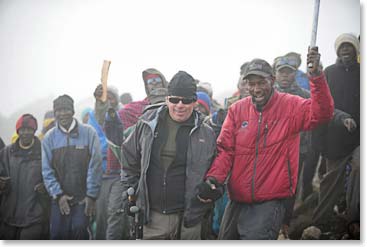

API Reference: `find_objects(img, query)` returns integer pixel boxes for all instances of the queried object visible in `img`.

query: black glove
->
[197,177,223,202]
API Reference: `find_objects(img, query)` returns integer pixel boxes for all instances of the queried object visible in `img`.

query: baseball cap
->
[274,56,298,71]
[243,59,273,79]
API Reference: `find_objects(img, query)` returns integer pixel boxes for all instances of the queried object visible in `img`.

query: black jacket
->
[323,60,360,159]
[0,138,49,227]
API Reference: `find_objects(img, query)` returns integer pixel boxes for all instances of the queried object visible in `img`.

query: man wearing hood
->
[117,68,168,129]
[104,68,168,239]
[120,71,217,239]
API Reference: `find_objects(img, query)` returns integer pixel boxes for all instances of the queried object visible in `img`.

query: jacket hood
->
[142,68,168,96]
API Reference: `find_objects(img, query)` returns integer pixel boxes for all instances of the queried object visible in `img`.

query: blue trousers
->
[50,201,90,240]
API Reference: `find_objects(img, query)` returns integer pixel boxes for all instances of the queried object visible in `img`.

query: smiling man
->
[42,94,102,239]
[121,71,217,239]
[201,48,334,239]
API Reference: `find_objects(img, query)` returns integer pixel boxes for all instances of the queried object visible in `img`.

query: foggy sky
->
[0,0,361,118]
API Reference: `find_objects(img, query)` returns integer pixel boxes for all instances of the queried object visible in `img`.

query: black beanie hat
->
[168,71,197,100]
[53,94,74,113]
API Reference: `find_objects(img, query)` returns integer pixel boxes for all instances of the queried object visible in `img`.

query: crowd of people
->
[0,33,360,240]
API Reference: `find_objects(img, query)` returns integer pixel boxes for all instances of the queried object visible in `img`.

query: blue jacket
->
[42,119,103,201]
[88,110,108,173]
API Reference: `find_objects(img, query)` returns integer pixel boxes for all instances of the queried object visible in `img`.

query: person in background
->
[38,111,56,141]
[199,48,333,240]
[81,107,93,124]
[42,94,103,240]
[117,68,168,128]
[284,52,310,91]
[195,92,211,117]
[90,85,123,240]
[312,33,360,239]
[225,62,250,109]
[0,114,49,239]
[120,92,133,106]
[197,81,222,113]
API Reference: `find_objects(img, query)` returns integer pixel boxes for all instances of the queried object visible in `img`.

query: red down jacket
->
[206,74,334,203]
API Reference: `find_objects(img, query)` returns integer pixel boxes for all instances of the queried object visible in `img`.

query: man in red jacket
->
[197,48,334,239]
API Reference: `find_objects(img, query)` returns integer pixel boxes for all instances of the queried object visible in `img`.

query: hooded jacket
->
[142,68,168,96]
[121,105,217,227]
[206,73,333,203]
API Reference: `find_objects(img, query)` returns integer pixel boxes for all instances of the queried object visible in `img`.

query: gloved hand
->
[58,194,73,215]
[34,183,47,194]
[0,176,11,194]
[84,196,96,217]
[197,177,223,203]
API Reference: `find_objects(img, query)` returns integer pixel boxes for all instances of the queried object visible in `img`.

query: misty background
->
[0,0,361,144]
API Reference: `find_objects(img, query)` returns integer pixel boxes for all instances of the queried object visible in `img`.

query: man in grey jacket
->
[121,71,217,239]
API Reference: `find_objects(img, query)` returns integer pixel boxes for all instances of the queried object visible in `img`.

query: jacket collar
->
[56,118,79,138]
[336,58,359,70]
[10,137,41,156]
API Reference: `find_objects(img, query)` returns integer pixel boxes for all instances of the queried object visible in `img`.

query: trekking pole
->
[130,206,143,240]
[308,0,321,68]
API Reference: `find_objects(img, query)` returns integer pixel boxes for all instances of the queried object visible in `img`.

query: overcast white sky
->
[0,0,361,117]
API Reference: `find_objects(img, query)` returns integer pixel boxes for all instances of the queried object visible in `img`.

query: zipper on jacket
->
[162,172,167,213]
[287,159,293,194]
[251,112,263,202]
[263,123,268,148]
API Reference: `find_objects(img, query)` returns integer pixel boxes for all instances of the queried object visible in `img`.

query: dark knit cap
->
[53,94,74,113]
[168,71,197,100]
[16,114,38,133]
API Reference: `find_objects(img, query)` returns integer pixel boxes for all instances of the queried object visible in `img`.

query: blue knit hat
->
[196,91,211,113]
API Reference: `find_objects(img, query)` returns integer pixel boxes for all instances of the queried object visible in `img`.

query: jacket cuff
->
[308,72,326,83]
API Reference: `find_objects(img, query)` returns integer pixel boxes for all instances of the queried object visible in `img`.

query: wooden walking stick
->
[101,60,111,102]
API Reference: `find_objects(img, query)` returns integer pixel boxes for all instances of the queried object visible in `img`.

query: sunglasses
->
[146,77,163,84]
[168,97,195,104]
